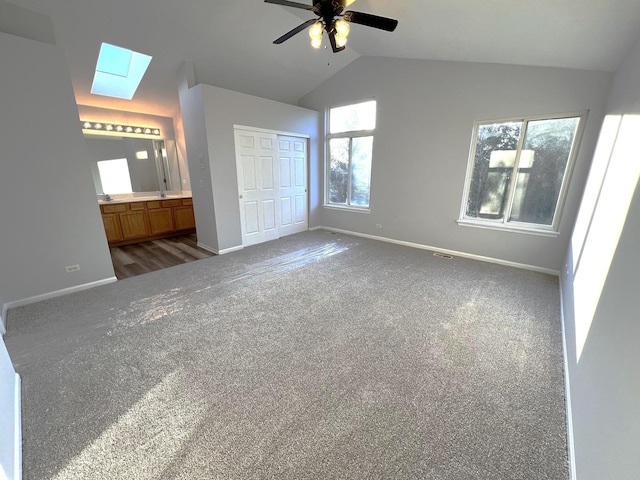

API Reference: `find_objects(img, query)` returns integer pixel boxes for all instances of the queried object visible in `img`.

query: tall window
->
[460,113,585,233]
[327,100,376,209]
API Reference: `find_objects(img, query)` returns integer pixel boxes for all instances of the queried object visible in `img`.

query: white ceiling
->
[9,0,640,119]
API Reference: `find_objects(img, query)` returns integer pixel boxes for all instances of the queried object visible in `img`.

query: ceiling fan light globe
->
[311,37,322,49]
[335,19,350,36]
[335,34,348,48]
[309,21,323,40]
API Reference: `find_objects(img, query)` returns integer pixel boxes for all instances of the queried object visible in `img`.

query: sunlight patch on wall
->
[570,115,621,274]
[573,114,640,361]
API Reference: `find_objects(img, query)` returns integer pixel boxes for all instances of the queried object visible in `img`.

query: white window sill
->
[457,218,560,237]
[324,204,371,214]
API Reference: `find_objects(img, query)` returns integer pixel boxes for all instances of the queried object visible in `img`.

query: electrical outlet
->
[65,264,80,273]
[375,224,382,229]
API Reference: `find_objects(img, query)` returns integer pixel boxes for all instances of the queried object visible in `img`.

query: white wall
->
[179,72,322,253]
[0,336,20,480]
[561,33,640,480]
[0,32,115,311]
[299,57,612,271]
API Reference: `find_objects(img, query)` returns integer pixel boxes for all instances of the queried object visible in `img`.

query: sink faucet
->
[159,191,166,198]
[104,194,112,201]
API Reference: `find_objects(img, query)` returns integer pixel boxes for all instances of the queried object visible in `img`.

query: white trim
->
[457,219,561,238]
[313,226,560,276]
[3,277,117,312]
[323,204,370,214]
[198,242,244,255]
[218,245,244,255]
[233,124,310,139]
[14,373,22,480]
[196,242,218,255]
[559,279,577,480]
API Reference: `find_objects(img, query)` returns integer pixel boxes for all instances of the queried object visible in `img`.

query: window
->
[97,158,133,194]
[326,100,376,209]
[460,113,585,234]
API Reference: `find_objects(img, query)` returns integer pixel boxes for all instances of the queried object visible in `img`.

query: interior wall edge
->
[312,226,560,276]
[0,335,21,480]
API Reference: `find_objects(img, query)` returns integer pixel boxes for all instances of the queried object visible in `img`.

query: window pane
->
[466,122,521,219]
[97,158,133,194]
[509,117,580,225]
[329,100,376,134]
[350,136,373,207]
[329,138,349,204]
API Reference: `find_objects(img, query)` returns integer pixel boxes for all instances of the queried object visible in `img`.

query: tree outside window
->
[327,100,376,209]
[461,113,584,232]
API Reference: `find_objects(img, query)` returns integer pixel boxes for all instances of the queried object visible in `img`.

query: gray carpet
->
[6,230,569,480]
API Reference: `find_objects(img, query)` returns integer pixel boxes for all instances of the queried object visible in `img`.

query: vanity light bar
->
[81,121,161,136]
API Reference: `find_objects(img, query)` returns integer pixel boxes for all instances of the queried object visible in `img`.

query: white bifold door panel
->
[234,129,308,247]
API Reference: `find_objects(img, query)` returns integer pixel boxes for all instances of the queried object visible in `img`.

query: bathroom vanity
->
[99,195,195,246]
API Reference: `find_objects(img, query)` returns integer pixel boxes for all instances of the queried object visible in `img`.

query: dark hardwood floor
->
[109,234,216,280]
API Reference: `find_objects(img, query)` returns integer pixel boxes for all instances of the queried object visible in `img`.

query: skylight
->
[90,43,152,100]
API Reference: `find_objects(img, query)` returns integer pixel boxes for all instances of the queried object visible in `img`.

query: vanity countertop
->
[97,193,192,205]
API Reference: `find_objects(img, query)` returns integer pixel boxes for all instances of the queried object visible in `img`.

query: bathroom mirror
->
[85,135,182,195]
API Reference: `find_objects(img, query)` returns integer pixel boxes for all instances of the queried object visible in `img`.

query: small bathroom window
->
[97,158,133,194]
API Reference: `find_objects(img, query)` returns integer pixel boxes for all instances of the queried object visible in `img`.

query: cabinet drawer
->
[181,198,193,206]
[101,204,127,214]
[130,202,147,211]
[161,199,181,207]
[146,201,162,209]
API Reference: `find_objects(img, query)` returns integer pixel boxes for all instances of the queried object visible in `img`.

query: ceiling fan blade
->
[343,11,398,32]
[264,0,314,10]
[328,29,346,53]
[273,18,318,44]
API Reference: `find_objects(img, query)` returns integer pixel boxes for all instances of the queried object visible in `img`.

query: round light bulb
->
[335,19,350,36]
[309,22,323,40]
[311,37,322,49]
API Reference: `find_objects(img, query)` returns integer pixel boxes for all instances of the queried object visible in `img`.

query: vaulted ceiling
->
[9,0,640,118]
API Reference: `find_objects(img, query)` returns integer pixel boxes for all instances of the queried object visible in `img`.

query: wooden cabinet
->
[148,208,174,234]
[101,213,123,242]
[99,197,196,246]
[120,210,150,239]
[174,206,196,230]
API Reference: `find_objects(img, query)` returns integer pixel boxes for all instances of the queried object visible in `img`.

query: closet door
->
[234,128,308,246]
[277,135,308,237]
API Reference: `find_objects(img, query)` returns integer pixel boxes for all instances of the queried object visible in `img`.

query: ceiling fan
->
[265,0,398,53]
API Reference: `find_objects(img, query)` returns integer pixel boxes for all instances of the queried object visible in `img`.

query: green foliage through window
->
[463,114,583,230]
[327,101,376,209]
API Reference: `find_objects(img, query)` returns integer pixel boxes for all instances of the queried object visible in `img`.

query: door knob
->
[239,194,243,199]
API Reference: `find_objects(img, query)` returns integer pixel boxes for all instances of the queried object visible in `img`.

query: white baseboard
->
[312,226,560,276]
[3,277,117,314]
[218,245,244,255]
[197,241,243,256]
[196,242,217,254]
[558,280,577,480]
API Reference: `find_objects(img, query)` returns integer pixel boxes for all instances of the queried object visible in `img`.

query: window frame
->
[458,111,588,236]
[324,99,376,212]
